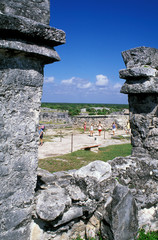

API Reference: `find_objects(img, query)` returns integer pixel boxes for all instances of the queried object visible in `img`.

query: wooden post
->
[71,133,73,152]
[60,130,62,142]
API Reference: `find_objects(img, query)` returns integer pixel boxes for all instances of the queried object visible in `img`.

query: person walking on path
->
[98,121,102,136]
[90,123,94,137]
[126,120,130,134]
[39,126,44,146]
[83,121,87,133]
[112,122,117,135]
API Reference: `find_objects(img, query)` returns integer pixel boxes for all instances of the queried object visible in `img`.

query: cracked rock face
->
[0,0,50,24]
[121,46,158,69]
[120,47,158,159]
[0,0,65,239]
[32,156,158,240]
[32,160,141,240]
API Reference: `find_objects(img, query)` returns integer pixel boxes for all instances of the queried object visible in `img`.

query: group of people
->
[83,120,130,137]
[39,121,130,146]
[83,121,105,137]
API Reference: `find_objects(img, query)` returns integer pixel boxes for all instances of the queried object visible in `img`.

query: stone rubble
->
[31,156,157,240]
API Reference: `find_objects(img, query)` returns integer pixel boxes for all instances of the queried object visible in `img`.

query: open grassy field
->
[38,143,132,173]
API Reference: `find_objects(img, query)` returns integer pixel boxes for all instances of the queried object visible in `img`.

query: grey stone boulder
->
[37,168,73,189]
[119,66,157,79]
[109,156,158,225]
[121,77,158,94]
[121,46,158,69]
[138,205,158,232]
[36,186,71,221]
[111,184,138,240]
[66,184,87,201]
[54,206,83,227]
[74,160,111,182]
[0,0,50,24]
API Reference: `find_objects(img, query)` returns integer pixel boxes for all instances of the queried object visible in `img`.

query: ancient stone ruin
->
[0,1,65,239]
[0,0,157,239]
[120,47,158,159]
[30,47,157,240]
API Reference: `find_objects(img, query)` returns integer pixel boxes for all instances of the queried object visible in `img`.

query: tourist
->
[112,122,117,135]
[39,126,44,146]
[126,120,130,134]
[98,121,102,136]
[90,123,94,137]
[83,121,87,133]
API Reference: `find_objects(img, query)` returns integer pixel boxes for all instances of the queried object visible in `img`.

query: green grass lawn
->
[38,143,132,173]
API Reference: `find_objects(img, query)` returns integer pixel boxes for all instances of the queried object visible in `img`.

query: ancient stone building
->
[0,1,65,239]
[119,47,158,159]
[0,0,157,238]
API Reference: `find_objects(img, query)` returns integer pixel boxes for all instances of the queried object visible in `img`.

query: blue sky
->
[42,0,158,104]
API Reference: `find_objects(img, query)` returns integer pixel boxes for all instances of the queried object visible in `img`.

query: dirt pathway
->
[38,129,130,159]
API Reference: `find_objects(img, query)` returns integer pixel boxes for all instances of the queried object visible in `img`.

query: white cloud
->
[44,76,55,83]
[113,83,122,89]
[96,74,109,86]
[61,77,75,85]
[77,82,92,89]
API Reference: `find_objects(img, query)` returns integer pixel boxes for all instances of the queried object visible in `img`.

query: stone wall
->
[0,1,65,239]
[31,156,157,240]
[120,47,158,159]
[39,109,129,130]
[0,0,50,24]
[74,114,129,130]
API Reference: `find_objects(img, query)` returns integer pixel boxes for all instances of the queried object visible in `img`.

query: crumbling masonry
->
[120,46,158,159]
[0,1,65,239]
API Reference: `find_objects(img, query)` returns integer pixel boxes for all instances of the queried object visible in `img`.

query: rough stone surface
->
[0,57,43,240]
[31,154,158,240]
[111,184,138,240]
[0,0,50,24]
[121,46,158,69]
[32,159,142,240]
[36,186,71,221]
[0,0,65,239]
[0,13,65,47]
[120,47,158,158]
[119,66,157,80]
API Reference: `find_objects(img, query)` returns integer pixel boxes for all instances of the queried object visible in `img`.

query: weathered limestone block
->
[86,216,100,239]
[110,156,158,209]
[0,1,65,239]
[74,160,111,182]
[120,47,158,158]
[111,184,138,240]
[0,0,50,24]
[138,206,158,232]
[121,46,158,69]
[36,186,72,221]
[119,66,157,79]
[33,160,141,240]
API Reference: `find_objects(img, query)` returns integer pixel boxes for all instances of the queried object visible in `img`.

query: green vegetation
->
[72,229,158,240]
[137,229,158,240]
[41,102,129,116]
[38,143,132,173]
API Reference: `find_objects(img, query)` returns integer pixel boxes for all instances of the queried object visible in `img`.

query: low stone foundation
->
[31,157,157,240]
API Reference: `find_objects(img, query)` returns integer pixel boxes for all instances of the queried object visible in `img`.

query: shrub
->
[137,229,158,240]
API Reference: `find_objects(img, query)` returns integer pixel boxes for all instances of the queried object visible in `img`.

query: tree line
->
[41,102,129,116]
